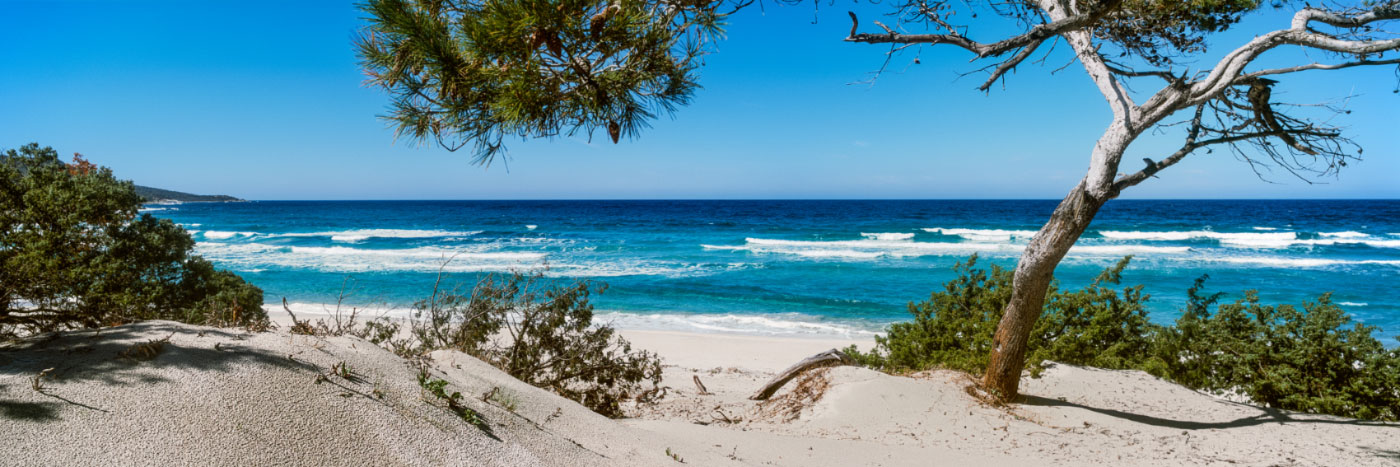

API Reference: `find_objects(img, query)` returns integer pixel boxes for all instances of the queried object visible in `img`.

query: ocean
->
[145,200,1400,342]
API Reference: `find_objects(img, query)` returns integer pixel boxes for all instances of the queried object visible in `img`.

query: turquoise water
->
[147,200,1400,341]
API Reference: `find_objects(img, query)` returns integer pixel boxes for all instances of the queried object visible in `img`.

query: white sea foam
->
[1098,230,1296,243]
[1251,227,1279,231]
[1337,301,1369,307]
[139,207,170,212]
[1211,257,1400,268]
[923,228,1038,241]
[704,237,1188,260]
[526,225,538,230]
[196,242,543,273]
[197,242,749,278]
[860,232,914,241]
[709,237,1016,259]
[269,229,482,243]
[1070,245,1192,255]
[1314,238,1400,249]
[1096,230,1400,249]
[593,311,880,338]
[201,231,258,240]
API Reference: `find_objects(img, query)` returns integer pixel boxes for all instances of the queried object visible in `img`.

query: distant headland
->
[135,185,244,203]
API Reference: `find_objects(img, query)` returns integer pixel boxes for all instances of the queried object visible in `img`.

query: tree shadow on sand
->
[1022,395,1399,430]
[0,381,61,422]
[1361,447,1400,461]
[0,321,318,423]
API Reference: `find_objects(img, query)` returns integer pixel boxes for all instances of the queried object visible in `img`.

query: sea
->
[144,200,1400,343]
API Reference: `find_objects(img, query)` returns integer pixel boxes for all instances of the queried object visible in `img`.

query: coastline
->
[6,313,1395,466]
[267,308,868,373]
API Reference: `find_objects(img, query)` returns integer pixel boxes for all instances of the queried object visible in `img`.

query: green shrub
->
[848,255,1159,376]
[851,256,1400,421]
[408,272,662,418]
[0,143,265,338]
[1149,279,1400,421]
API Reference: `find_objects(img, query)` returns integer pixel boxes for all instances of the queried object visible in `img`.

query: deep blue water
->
[147,200,1400,341]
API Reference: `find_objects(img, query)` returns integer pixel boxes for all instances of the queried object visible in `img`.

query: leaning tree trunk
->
[980,114,1134,400]
[981,182,1106,399]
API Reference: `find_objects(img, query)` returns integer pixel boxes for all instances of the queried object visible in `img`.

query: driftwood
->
[693,375,711,395]
[282,298,315,335]
[749,348,854,401]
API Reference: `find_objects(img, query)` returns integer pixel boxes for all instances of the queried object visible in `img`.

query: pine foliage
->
[0,143,265,338]
[356,0,728,163]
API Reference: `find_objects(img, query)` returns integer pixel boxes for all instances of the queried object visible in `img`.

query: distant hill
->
[134,185,244,203]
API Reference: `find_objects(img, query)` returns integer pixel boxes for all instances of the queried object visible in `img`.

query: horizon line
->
[166,197,1400,202]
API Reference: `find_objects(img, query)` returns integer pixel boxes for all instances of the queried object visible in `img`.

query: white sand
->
[3,317,1396,466]
[622,329,1400,466]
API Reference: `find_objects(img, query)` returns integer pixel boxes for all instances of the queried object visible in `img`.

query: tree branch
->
[977,39,1047,91]
[1183,5,1400,108]
[1243,58,1400,79]
[845,3,1109,58]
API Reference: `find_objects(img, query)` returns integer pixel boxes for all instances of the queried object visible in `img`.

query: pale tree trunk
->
[838,0,1400,401]
[981,181,1106,399]
[981,102,1136,399]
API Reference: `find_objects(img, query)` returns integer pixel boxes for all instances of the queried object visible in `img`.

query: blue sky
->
[2,0,1396,200]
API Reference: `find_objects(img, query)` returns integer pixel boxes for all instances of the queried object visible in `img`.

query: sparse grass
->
[417,366,493,436]
[331,361,354,379]
[665,447,685,463]
[371,373,386,399]
[119,333,173,361]
[481,386,519,413]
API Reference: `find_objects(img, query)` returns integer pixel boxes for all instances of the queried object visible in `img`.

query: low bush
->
[403,272,662,418]
[847,255,1158,376]
[1147,279,1400,421]
[849,255,1400,421]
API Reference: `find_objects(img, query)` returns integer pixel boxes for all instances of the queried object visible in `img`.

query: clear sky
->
[2,0,1396,200]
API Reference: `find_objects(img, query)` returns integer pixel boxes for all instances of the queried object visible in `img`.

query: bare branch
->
[1244,58,1400,79]
[1183,5,1400,108]
[845,2,1112,58]
[977,39,1046,91]
[1103,61,1179,83]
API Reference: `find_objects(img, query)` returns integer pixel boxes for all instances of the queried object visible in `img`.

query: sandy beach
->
[3,310,1396,466]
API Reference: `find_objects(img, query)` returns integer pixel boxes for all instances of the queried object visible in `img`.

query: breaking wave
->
[269,228,482,242]
[923,227,1039,241]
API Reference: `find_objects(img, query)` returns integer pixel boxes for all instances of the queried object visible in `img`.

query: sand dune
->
[2,321,1397,466]
[0,321,737,466]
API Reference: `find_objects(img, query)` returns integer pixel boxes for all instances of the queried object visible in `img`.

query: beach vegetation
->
[847,255,1156,377]
[30,367,54,392]
[355,317,423,357]
[407,272,663,418]
[355,0,726,165]
[358,0,1400,401]
[849,256,1400,421]
[665,447,685,463]
[482,386,520,413]
[0,143,266,339]
[331,361,355,380]
[417,366,493,434]
[1147,280,1400,421]
[118,333,174,361]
